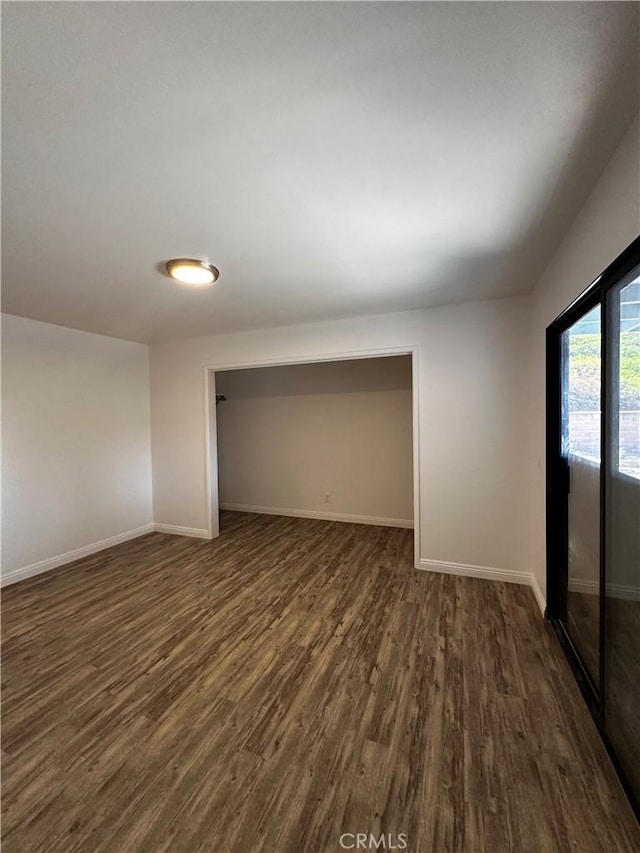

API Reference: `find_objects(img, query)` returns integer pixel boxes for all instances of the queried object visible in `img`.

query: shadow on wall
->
[215,356,412,398]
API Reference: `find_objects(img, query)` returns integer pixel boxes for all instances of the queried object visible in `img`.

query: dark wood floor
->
[2,512,639,853]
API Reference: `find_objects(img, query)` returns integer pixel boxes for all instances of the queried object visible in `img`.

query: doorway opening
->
[205,348,420,568]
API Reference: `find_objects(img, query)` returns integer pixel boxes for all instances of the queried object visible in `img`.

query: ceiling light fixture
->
[165,258,219,286]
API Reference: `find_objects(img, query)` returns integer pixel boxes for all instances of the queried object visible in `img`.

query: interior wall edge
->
[219,503,414,529]
[0,524,155,587]
[418,557,530,585]
[530,572,548,616]
[153,524,211,539]
[419,557,548,617]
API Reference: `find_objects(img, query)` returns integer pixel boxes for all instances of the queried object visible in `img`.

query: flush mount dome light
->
[165,258,219,286]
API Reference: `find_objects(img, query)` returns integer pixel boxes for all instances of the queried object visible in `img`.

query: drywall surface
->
[215,357,413,524]
[150,297,531,574]
[1,315,153,580]
[528,115,640,599]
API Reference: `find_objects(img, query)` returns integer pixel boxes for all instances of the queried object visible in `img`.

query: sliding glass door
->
[562,304,602,687]
[547,236,640,814]
[604,273,640,802]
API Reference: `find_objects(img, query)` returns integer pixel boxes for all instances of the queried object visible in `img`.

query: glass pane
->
[562,304,601,684]
[618,276,640,478]
[605,270,640,799]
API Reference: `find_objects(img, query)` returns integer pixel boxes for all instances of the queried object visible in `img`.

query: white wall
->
[528,115,640,599]
[215,357,413,524]
[150,295,531,576]
[1,315,154,582]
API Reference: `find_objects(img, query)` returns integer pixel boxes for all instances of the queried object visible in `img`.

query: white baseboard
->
[1,523,155,587]
[418,558,548,617]
[568,578,599,595]
[418,557,530,586]
[154,524,211,539]
[220,502,414,529]
[606,583,640,602]
[570,577,640,602]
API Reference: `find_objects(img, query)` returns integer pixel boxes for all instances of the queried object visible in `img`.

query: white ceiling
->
[2,2,638,344]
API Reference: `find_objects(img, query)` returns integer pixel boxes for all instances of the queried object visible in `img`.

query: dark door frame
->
[546,284,601,711]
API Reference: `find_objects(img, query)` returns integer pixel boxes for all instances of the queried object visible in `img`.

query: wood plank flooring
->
[2,512,639,853]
